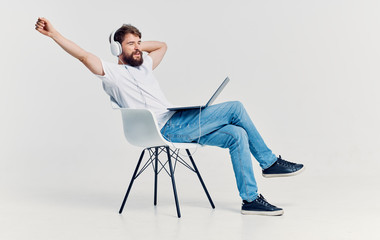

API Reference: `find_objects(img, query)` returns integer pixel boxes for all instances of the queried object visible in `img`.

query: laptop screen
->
[205,77,230,107]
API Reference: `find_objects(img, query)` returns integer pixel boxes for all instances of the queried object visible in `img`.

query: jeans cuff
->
[244,193,259,202]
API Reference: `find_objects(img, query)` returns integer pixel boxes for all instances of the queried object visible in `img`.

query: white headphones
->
[110,30,122,56]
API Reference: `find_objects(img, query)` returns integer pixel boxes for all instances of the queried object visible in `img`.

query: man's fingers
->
[35,23,44,30]
[38,17,50,25]
[35,21,47,34]
[36,17,48,26]
[35,23,44,28]
[36,19,45,26]
[35,18,47,33]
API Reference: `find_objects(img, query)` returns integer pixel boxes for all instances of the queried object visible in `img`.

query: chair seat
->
[166,142,202,149]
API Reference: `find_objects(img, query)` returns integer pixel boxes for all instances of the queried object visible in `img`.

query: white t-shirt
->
[96,55,175,129]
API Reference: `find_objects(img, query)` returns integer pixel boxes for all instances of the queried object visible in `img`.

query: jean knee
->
[234,126,248,141]
[228,100,244,111]
[222,125,249,147]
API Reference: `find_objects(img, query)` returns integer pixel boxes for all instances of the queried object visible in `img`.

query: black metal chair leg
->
[119,149,145,214]
[166,146,181,218]
[154,147,158,206]
[186,149,215,209]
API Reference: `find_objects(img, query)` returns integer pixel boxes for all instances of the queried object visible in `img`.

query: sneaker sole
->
[241,209,284,216]
[262,165,305,178]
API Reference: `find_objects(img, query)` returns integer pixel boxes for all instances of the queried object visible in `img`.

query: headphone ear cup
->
[110,29,122,56]
[110,41,122,56]
[116,41,122,56]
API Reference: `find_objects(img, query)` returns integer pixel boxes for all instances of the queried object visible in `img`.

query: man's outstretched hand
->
[35,17,56,37]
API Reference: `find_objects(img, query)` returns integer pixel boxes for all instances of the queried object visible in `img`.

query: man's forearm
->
[141,41,167,70]
[140,41,167,53]
[50,31,89,62]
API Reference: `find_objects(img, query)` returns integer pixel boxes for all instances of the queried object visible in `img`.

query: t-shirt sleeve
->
[144,54,153,71]
[94,59,118,86]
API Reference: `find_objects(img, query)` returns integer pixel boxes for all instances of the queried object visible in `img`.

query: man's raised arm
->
[141,41,167,70]
[35,17,104,76]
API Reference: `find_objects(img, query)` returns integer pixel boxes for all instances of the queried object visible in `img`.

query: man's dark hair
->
[109,24,142,44]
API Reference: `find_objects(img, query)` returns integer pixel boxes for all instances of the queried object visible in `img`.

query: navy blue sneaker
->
[241,194,284,216]
[262,155,304,178]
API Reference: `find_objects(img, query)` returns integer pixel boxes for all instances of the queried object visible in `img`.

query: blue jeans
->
[160,101,277,201]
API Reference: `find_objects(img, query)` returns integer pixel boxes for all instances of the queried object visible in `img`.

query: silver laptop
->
[167,77,230,111]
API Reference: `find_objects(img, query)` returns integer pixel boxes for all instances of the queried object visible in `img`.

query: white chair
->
[114,103,215,218]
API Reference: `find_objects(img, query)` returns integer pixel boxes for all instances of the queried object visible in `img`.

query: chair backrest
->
[110,98,201,150]
[110,97,168,148]
[118,108,168,148]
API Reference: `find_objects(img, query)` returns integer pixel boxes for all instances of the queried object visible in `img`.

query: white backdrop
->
[1,1,380,238]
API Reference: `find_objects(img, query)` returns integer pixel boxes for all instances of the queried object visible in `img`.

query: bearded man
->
[35,17,304,216]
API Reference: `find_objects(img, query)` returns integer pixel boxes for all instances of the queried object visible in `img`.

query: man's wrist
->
[49,30,60,39]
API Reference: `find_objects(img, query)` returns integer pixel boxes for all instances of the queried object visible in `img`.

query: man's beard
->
[122,50,143,67]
